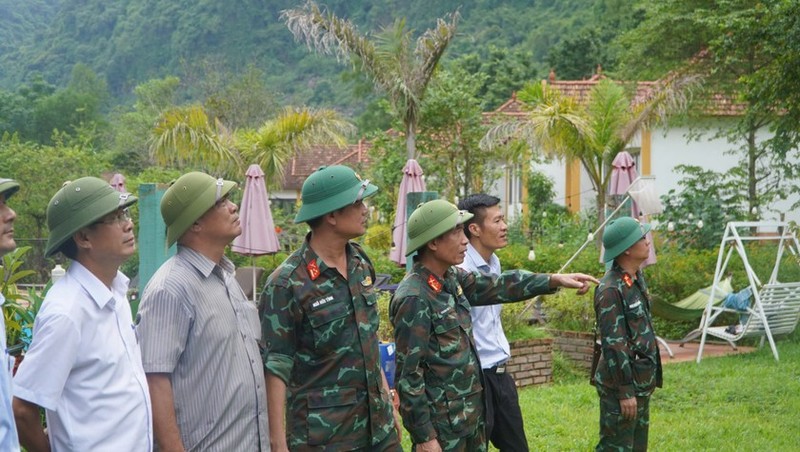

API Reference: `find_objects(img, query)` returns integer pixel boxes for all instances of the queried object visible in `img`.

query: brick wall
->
[548,330,594,373]
[507,338,553,387]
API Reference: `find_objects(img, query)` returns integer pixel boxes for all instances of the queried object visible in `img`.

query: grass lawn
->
[513,336,800,451]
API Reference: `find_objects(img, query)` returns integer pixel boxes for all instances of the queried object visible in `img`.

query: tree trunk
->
[747,125,758,219]
[406,122,416,160]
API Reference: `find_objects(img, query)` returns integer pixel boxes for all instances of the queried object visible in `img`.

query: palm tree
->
[282,1,458,160]
[482,76,700,227]
[150,105,354,186]
[149,105,237,172]
[236,107,355,189]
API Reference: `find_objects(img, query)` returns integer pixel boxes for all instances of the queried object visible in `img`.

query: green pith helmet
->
[294,165,378,224]
[602,216,651,262]
[45,177,138,257]
[161,171,237,247]
[406,199,474,256]
[0,178,20,199]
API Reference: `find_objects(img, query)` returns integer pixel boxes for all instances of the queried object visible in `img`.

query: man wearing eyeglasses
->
[13,177,153,451]
[261,165,402,451]
[136,171,269,451]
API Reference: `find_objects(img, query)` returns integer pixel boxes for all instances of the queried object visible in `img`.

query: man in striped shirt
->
[137,172,269,451]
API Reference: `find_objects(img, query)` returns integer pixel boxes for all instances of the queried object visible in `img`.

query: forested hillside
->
[0,0,641,110]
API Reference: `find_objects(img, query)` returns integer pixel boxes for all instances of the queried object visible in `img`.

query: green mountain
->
[0,0,640,107]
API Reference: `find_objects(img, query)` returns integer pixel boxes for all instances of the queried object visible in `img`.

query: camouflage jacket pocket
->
[304,387,359,446]
[432,306,462,358]
[307,300,354,353]
[631,357,657,394]
[433,388,483,440]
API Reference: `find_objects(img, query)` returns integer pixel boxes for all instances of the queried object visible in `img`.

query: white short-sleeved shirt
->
[1,292,20,452]
[13,261,152,451]
[458,244,511,369]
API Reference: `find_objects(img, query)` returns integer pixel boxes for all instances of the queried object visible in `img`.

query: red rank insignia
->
[307,259,320,281]
[427,274,442,293]
[622,273,633,288]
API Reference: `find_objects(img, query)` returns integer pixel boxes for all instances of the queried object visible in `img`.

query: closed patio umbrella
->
[232,164,280,302]
[389,159,426,265]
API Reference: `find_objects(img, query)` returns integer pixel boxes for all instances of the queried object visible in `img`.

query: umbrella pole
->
[251,256,257,304]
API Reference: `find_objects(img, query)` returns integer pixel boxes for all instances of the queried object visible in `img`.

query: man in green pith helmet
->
[0,178,21,452]
[390,199,598,452]
[260,165,402,451]
[13,177,152,451]
[136,171,269,451]
[593,216,662,452]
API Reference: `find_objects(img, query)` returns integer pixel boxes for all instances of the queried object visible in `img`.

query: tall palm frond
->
[149,105,238,171]
[236,107,355,188]
[621,73,702,144]
[282,1,458,159]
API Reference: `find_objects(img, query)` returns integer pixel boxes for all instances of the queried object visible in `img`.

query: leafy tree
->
[617,0,800,215]
[482,77,698,228]
[109,76,182,173]
[417,67,499,199]
[449,46,539,110]
[546,28,615,80]
[658,165,746,250]
[282,0,459,160]
[0,136,111,278]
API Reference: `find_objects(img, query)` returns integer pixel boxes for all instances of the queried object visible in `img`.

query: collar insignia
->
[307,259,320,281]
[622,273,633,288]
[427,274,442,293]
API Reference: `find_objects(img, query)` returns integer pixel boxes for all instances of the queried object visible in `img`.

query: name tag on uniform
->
[311,295,335,311]
[628,300,642,309]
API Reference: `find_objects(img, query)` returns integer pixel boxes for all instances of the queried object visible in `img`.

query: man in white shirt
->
[457,194,528,452]
[13,177,152,451]
[0,177,21,452]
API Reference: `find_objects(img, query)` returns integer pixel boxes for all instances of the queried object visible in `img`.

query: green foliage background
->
[0,0,643,114]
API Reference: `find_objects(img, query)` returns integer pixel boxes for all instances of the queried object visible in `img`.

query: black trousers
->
[483,368,529,452]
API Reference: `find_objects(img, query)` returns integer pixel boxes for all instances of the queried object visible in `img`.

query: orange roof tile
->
[283,139,372,190]
[484,78,745,119]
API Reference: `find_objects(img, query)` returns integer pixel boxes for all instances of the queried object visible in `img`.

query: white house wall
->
[492,122,800,225]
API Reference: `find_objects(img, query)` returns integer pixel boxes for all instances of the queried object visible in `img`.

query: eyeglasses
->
[94,208,132,226]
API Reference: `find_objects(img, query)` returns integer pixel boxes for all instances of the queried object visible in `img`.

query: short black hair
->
[457,194,500,239]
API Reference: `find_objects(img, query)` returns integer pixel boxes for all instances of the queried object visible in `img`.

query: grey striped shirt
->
[137,246,269,451]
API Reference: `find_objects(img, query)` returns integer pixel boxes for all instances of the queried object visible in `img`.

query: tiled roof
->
[485,78,745,119]
[283,139,372,190]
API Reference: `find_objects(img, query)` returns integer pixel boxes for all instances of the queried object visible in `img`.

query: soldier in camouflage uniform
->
[390,200,598,452]
[593,217,663,452]
[260,165,401,451]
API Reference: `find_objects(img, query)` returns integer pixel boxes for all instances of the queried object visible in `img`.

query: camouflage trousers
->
[595,386,650,452]
[414,428,487,452]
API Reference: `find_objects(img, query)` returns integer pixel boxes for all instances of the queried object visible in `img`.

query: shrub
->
[540,289,595,333]
[376,290,394,343]
[364,223,392,250]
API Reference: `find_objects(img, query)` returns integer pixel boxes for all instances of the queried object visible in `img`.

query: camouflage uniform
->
[390,262,554,451]
[593,263,663,452]
[261,235,398,451]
